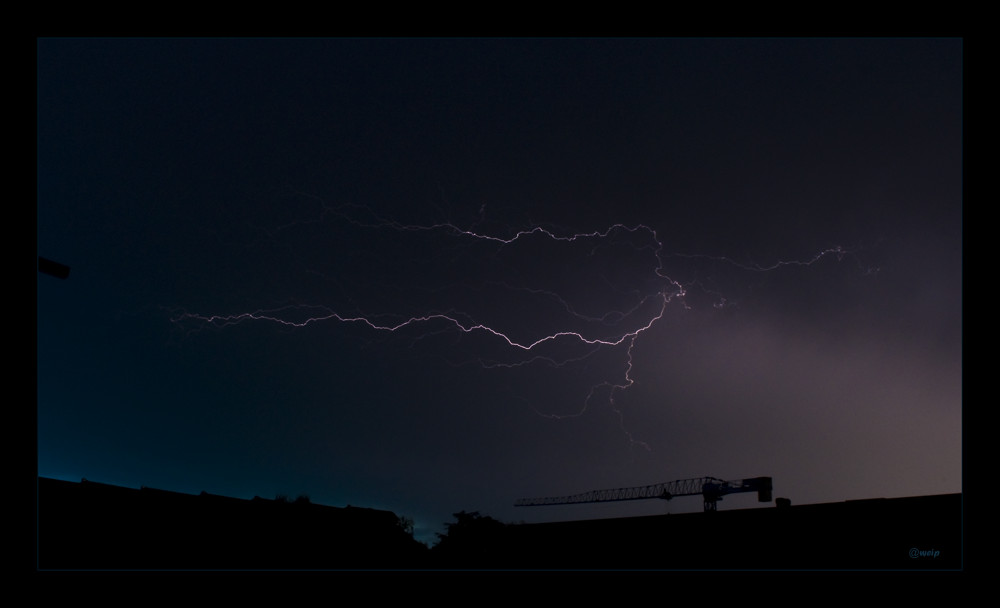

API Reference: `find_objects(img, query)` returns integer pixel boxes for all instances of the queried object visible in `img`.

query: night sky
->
[37,38,962,546]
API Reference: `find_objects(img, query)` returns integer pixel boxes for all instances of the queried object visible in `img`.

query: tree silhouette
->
[397,515,415,536]
[431,511,509,567]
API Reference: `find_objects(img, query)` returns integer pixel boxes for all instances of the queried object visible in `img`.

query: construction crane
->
[515,476,773,512]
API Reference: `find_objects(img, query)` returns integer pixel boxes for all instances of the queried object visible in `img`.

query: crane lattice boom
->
[515,476,772,512]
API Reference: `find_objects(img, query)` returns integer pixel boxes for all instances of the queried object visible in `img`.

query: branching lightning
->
[171,196,861,450]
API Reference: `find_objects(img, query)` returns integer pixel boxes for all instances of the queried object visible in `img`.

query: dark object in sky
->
[38,256,70,279]
[515,476,773,512]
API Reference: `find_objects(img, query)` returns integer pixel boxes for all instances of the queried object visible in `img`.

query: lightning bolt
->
[171,196,863,450]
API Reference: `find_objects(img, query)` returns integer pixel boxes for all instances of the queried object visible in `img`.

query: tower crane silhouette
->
[515,476,773,512]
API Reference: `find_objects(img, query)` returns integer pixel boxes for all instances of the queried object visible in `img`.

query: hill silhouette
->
[37,477,960,569]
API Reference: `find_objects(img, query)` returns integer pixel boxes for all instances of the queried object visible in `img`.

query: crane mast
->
[515,476,772,512]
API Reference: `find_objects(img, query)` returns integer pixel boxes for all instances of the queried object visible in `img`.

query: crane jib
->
[515,476,773,512]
